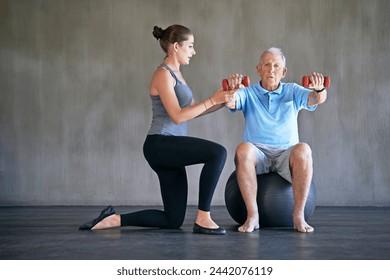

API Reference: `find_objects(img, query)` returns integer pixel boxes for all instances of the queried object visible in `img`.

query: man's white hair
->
[259,47,286,67]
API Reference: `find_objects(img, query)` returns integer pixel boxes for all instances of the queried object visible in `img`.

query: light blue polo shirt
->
[229,81,316,149]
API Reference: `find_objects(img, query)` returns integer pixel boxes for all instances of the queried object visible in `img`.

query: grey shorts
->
[253,143,294,183]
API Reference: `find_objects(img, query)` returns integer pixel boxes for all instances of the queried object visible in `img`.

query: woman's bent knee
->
[211,143,227,163]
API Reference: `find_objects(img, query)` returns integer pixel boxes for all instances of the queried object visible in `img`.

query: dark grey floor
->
[0,206,389,260]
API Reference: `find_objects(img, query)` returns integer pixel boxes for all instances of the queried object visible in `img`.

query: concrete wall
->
[1,0,389,206]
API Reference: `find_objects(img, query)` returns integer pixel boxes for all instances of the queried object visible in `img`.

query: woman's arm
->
[197,87,235,117]
[151,68,234,124]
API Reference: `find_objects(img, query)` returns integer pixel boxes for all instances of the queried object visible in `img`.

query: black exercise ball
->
[224,171,316,227]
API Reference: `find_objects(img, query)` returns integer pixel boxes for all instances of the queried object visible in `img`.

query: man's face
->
[256,52,287,91]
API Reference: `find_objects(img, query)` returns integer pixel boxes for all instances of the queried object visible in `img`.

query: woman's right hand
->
[211,87,236,104]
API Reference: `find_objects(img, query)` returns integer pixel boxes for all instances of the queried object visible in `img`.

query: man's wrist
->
[315,88,325,93]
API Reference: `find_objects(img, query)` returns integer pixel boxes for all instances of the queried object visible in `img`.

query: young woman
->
[79,24,236,235]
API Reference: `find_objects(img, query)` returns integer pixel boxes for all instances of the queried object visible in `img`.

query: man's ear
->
[282,67,287,78]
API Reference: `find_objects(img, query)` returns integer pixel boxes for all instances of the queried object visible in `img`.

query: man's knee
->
[234,142,257,166]
[290,143,313,165]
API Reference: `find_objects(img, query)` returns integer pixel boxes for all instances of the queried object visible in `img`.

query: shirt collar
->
[257,81,284,95]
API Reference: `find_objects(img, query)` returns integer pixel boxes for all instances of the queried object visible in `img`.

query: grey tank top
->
[147,64,193,136]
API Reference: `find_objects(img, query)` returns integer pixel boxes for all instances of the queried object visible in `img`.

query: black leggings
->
[120,134,227,228]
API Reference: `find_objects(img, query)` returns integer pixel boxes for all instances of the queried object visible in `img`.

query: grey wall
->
[1,0,389,206]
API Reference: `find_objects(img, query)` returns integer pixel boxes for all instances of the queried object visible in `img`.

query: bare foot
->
[293,216,314,233]
[91,214,120,230]
[238,216,260,233]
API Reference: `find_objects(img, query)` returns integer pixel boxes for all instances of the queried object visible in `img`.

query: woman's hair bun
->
[153,26,164,40]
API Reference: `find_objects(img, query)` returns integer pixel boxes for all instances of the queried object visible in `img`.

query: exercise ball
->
[224,171,316,227]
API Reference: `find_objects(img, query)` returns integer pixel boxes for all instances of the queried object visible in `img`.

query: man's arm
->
[224,73,248,110]
[308,89,327,107]
[225,93,236,109]
[306,72,328,107]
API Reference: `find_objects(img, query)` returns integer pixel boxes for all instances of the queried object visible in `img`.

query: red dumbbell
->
[302,75,330,88]
[222,76,250,91]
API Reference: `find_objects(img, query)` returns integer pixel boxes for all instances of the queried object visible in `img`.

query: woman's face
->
[176,34,196,65]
